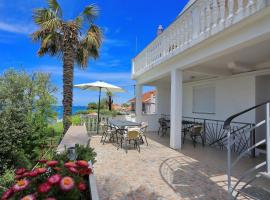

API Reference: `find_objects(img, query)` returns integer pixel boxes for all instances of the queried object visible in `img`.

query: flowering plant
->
[1,160,92,200]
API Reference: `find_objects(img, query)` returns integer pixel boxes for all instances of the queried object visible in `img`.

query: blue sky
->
[0,0,188,106]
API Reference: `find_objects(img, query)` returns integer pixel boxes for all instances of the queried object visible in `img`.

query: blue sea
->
[52,106,87,120]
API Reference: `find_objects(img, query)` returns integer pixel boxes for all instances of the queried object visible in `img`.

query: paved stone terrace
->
[90,132,262,200]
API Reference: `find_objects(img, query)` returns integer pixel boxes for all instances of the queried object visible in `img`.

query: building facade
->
[132,0,270,149]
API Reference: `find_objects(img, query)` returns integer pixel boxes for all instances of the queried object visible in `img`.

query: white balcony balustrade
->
[132,0,269,78]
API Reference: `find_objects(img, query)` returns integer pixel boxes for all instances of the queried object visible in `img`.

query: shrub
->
[0,69,57,173]
[75,110,89,115]
[87,102,97,110]
[71,115,82,125]
[0,169,15,197]
[53,145,96,164]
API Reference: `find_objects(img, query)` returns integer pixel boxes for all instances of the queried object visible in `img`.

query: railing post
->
[227,128,233,200]
[251,125,256,158]
[266,103,270,173]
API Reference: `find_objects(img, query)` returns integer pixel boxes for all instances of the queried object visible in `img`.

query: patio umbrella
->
[74,81,125,134]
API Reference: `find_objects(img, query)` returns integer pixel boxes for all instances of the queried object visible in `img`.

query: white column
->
[135,84,142,117]
[170,69,183,149]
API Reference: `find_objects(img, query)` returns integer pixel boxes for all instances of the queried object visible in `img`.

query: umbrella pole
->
[97,87,101,134]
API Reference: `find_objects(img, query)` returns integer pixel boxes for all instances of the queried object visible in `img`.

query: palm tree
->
[32,0,102,133]
[106,91,114,111]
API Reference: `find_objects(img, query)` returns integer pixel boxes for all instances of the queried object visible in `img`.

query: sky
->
[0,0,189,106]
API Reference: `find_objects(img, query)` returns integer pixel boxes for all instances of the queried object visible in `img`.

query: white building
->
[132,0,270,150]
[128,90,156,114]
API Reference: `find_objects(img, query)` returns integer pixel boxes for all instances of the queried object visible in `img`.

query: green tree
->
[87,102,98,110]
[32,0,102,133]
[0,69,56,173]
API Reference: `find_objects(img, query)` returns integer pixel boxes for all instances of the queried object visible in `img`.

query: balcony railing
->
[132,0,269,78]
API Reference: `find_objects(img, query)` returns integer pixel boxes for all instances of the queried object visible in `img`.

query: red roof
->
[128,90,156,103]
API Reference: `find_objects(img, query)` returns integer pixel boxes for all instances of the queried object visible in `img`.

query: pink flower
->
[53,167,61,172]
[15,175,24,180]
[28,170,38,177]
[22,172,30,178]
[37,159,47,164]
[21,194,36,200]
[38,182,51,193]
[64,162,77,168]
[1,188,14,200]
[79,168,92,176]
[35,168,47,175]
[13,179,30,192]
[60,176,74,191]
[47,160,58,167]
[68,167,78,174]
[15,168,27,175]
[76,160,88,168]
[77,182,87,191]
[48,174,61,185]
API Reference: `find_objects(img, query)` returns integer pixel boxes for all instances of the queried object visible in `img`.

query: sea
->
[52,106,87,120]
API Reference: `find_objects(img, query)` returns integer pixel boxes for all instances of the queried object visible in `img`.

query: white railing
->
[132,0,269,78]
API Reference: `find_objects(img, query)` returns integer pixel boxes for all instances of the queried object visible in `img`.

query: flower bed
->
[1,159,93,200]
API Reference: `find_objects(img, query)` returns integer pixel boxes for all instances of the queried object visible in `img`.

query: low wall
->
[135,114,159,132]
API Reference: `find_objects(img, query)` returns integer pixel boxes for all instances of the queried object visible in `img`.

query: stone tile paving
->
[90,132,261,200]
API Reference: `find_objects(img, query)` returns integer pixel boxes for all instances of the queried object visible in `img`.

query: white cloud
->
[0,21,36,34]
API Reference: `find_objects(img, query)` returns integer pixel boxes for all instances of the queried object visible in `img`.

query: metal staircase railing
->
[224,101,270,200]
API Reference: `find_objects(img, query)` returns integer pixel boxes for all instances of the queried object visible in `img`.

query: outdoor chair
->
[182,120,194,144]
[140,122,149,146]
[100,122,117,145]
[118,128,141,153]
[158,118,170,136]
[189,125,205,147]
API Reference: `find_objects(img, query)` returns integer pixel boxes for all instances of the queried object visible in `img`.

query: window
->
[193,86,215,114]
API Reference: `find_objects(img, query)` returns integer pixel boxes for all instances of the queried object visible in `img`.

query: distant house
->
[128,90,156,114]
[112,104,122,111]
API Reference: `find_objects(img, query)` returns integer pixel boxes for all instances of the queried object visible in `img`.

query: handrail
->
[224,100,270,130]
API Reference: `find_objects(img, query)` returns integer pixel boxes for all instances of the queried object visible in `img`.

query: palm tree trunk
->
[62,46,75,134]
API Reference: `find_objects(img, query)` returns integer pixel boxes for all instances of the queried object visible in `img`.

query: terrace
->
[90,131,266,199]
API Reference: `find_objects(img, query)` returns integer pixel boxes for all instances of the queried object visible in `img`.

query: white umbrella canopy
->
[74,81,125,93]
[74,81,125,134]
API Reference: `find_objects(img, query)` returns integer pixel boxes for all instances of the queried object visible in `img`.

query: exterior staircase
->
[224,101,270,200]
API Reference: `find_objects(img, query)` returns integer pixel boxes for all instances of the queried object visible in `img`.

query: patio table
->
[108,119,141,129]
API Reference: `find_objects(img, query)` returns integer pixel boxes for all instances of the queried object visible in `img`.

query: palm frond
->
[48,0,62,17]
[35,32,63,57]
[76,45,89,68]
[76,25,102,68]
[84,24,102,49]
[33,8,61,31]
[81,4,99,23]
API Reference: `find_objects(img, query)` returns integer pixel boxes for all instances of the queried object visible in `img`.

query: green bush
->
[87,102,98,110]
[71,115,82,125]
[75,110,90,115]
[0,169,15,196]
[53,144,96,164]
[0,69,57,173]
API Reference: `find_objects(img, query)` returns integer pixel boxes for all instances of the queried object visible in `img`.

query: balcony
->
[132,0,270,78]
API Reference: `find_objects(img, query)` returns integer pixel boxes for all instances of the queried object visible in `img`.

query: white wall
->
[183,75,256,123]
[256,75,270,141]
[156,83,171,115]
[135,114,159,132]
[136,74,259,132]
